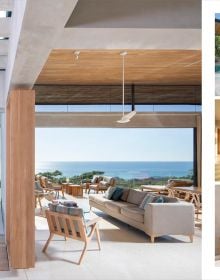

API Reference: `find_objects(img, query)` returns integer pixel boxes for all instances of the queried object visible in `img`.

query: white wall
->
[5,0,27,96]
[216,186,220,255]
[1,113,6,232]
[0,72,5,108]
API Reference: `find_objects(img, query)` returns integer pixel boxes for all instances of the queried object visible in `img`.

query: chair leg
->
[95,227,101,250]
[42,233,54,252]
[78,242,88,265]
[38,197,43,211]
[150,235,155,243]
[189,235,193,243]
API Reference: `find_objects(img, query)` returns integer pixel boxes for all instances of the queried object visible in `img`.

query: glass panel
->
[152,105,201,112]
[35,104,201,113]
[36,128,194,189]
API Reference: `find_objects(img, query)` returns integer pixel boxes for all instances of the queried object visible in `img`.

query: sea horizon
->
[36,160,193,180]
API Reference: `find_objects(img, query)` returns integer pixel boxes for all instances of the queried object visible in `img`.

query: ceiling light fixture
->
[74,51,80,60]
[117,51,136,123]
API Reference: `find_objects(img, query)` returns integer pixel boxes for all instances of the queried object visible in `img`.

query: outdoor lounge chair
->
[34,181,55,211]
[39,176,62,198]
[43,208,101,265]
[88,176,116,194]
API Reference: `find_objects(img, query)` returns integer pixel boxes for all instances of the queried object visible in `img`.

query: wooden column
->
[6,89,35,268]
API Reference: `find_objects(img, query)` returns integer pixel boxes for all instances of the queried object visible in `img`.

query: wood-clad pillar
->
[6,89,35,268]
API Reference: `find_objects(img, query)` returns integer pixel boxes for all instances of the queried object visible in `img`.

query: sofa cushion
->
[104,201,133,213]
[105,201,121,213]
[111,187,124,201]
[153,195,164,203]
[49,203,84,217]
[139,194,157,209]
[121,206,144,223]
[104,186,116,199]
[91,176,99,184]
[120,188,130,201]
[89,194,109,206]
[162,196,179,203]
[126,189,147,205]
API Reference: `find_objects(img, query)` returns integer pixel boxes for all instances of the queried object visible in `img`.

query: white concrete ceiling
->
[67,0,200,29]
[4,0,201,97]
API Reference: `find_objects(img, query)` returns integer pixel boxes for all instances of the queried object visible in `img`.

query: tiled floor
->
[0,195,201,280]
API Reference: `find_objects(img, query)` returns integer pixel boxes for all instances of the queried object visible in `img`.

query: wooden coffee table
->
[63,184,83,197]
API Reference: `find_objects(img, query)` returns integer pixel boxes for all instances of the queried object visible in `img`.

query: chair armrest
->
[85,217,102,227]
[144,202,195,236]
[35,190,44,194]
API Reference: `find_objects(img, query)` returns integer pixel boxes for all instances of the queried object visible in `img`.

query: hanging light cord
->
[122,52,125,117]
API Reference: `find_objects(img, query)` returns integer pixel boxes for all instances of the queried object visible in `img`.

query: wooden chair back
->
[45,210,87,241]
[43,209,101,264]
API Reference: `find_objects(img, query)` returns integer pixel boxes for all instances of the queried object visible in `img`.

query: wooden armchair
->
[88,176,116,194]
[34,181,55,211]
[43,209,101,265]
[39,176,62,198]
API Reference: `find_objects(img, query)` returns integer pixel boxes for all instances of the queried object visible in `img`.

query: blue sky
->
[216,13,220,20]
[35,128,193,162]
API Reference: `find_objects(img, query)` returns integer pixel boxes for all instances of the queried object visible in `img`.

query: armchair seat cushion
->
[121,206,144,223]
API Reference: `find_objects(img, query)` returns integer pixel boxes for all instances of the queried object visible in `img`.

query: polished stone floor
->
[0,195,201,280]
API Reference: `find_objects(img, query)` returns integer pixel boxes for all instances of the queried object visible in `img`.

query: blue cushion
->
[111,187,124,201]
[139,194,156,209]
[153,196,164,203]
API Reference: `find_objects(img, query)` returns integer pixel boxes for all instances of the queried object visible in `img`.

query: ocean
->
[36,161,193,180]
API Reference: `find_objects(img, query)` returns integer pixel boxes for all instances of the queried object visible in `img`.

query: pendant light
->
[117,51,136,123]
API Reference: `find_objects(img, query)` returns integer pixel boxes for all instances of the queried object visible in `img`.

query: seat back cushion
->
[163,196,179,203]
[109,177,116,186]
[104,186,116,199]
[120,188,130,201]
[35,181,43,192]
[139,194,157,209]
[111,187,124,201]
[91,175,99,184]
[126,189,147,205]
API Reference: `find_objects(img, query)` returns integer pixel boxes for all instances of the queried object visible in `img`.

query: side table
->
[63,183,83,197]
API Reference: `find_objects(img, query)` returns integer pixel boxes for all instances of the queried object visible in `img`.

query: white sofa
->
[89,188,195,242]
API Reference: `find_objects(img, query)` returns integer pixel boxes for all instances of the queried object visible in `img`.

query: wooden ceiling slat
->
[35,49,201,104]
[36,49,201,86]
[34,84,201,105]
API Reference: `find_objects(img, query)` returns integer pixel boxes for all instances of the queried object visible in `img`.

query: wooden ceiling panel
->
[36,49,201,86]
[35,49,201,105]
[34,84,201,105]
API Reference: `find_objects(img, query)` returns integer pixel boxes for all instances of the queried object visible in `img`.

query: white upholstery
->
[89,190,195,242]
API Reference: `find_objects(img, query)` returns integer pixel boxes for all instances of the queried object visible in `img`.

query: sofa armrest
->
[144,202,195,237]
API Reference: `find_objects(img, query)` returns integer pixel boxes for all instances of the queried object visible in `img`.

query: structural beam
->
[0,18,11,37]
[0,55,7,69]
[0,0,14,10]
[35,112,200,128]
[34,84,201,105]
[7,0,78,91]
[6,89,35,268]
[0,40,9,56]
